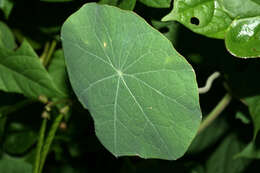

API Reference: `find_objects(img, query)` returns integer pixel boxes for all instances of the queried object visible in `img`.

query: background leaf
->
[0,40,64,98]
[0,21,16,50]
[62,3,202,160]
[0,156,32,173]
[138,0,171,8]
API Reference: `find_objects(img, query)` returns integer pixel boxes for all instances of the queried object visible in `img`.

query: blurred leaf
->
[0,21,16,50]
[225,17,260,58]
[0,0,13,19]
[0,40,64,98]
[0,156,32,173]
[188,117,229,154]
[62,3,202,160]
[205,135,250,173]
[235,142,260,159]
[3,131,37,154]
[139,0,171,8]
[245,96,260,139]
[151,20,180,46]
[48,50,70,96]
[40,0,73,2]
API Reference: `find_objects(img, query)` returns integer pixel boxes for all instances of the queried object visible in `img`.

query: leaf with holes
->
[61,3,201,160]
[162,0,260,39]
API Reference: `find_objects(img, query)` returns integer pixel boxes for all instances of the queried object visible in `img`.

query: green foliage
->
[0,0,259,172]
[61,3,201,160]
[163,0,260,58]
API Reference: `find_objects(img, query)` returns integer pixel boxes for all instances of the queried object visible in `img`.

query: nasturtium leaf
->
[139,0,171,8]
[162,0,233,39]
[62,3,201,160]
[225,17,260,58]
[0,40,64,98]
[0,21,16,50]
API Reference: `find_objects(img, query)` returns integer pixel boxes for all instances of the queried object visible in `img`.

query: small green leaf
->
[139,0,171,8]
[0,156,32,173]
[0,40,64,98]
[48,50,70,96]
[244,96,260,139]
[205,135,250,173]
[99,0,136,10]
[0,21,16,50]
[225,17,260,58]
[3,131,37,154]
[0,0,13,19]
[151,20,180,46]
[62,3,201,160]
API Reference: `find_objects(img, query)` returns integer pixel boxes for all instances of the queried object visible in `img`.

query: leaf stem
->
[38,108,67,173]
[33,118,47,173]
[42,40,57,67]
[199,71,220,94]
[197,93,232,134]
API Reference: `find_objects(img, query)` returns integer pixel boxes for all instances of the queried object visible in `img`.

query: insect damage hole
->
[190,17,200,26]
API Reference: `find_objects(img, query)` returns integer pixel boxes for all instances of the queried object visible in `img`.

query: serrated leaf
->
[0,21,16,50]
[0,40,64,98]
[61,3,201,160]
[139,0,171,8]
[225,17,260,58]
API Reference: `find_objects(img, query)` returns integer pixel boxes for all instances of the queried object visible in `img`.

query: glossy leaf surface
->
[61,3,202,160]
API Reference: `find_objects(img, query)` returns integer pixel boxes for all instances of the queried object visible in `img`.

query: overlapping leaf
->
[61,3,201,160]
[0,40,64,98]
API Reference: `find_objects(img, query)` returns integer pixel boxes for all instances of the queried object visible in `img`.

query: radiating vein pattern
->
[61,3,202,160]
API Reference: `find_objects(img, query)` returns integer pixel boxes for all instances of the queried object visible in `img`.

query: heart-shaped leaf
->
[61,3,201,160]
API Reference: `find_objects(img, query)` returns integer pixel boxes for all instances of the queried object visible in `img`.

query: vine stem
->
[33,118,47,173]
[197,93,232,134]
[38,112,64,173]
[42,40,57,67]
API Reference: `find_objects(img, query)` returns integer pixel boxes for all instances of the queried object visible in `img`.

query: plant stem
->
[197,93,232,134]
[33,118,47,173]
[42,40,57,67]
[39,113,64,173]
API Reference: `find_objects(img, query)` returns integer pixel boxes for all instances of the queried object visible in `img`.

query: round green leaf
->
[225,17,260,58]
[61,3,201,160]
